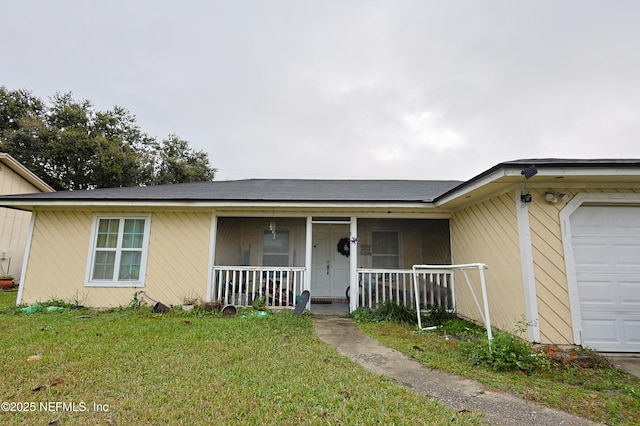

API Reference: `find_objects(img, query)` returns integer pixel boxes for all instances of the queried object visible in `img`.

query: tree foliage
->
[0,86,216,190]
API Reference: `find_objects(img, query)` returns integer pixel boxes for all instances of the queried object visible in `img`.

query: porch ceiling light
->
[269,219,277,238]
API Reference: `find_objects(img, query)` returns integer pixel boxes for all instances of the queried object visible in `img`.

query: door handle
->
[326,263,330,275]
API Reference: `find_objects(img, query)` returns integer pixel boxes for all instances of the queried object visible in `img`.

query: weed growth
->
[465,331,550,374]
[424,305,457,326]
[350,301,417,325]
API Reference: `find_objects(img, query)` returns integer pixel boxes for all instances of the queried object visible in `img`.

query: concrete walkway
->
[313,316,601,426]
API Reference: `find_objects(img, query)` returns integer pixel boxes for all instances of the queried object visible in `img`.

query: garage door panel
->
[572,242,610,267]
[575,277,617,305]
[571,205,640,352]
[625,320,640,344]
[614,244,640,267]
[581,318,623,347]
[620,281,640,305]
[582,316,640,351]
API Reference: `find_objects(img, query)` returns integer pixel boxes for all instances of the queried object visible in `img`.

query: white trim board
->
[515,190,541,342]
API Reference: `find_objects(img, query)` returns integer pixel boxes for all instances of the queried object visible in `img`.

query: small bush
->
[350,302,417,325]
[350,307,380,323]
[465,331,549,374]
[376,301,417,325]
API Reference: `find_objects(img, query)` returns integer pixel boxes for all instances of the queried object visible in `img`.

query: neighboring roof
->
[1,158,639,210]
[0,153,55,193]
[0,179,462,203]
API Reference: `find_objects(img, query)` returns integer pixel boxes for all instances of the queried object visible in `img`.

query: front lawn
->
[0,292,484,425]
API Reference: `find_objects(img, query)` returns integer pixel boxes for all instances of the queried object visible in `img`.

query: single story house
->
[0,158,638,352]
[0,153,54,283]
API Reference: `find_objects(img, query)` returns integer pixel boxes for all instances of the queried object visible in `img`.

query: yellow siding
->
[452,186,640,344]
[0,164,42,194]
[144,212,211,306]
[450,193,526,332]
[21,210,94,304]
[22,210,212,308]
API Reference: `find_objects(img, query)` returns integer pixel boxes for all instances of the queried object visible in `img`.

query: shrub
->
[350,306,379,323]
[350,302,417,325]
[376,301,417,325]
[466,331,549,374]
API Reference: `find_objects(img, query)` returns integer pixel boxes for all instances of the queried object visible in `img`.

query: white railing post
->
[478,265,492,341]
[412,264,490,340]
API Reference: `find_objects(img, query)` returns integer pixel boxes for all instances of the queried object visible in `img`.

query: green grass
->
[358,320,640,426]
[0,291,484,425]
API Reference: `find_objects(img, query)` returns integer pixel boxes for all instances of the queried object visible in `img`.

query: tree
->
[0,86,52,185]
[153,135,216,185]
[0,87,216,190]
[0,87,45,132]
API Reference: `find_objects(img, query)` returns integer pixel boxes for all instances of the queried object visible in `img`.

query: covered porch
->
[208,215,455,313]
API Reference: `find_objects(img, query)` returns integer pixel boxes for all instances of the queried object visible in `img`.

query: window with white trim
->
[371,230,400,268]
[86,216,151,287]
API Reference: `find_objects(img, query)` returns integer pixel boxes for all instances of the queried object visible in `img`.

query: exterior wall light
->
[544,191,570,204]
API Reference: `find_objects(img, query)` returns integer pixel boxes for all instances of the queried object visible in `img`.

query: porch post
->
[349,216,358,312]
[206,214,218,303]
[305,216,313,296]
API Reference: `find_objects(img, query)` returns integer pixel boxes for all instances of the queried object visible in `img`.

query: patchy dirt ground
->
[538,345,613,368]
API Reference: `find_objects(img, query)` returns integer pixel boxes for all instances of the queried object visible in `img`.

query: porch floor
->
[310,302,350,316]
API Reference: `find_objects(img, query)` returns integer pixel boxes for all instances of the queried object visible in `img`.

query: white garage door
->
[571,206,640,352]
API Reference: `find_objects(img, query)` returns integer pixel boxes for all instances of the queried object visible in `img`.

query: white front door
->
[570,206,640,352]
[312,225,350,299]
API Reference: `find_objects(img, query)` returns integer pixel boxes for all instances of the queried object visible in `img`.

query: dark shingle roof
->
[0,179,463,203]
[2,158,640,206]
[500,158,640,167]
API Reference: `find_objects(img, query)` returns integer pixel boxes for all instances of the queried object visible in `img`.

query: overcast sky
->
[2,1,639,181]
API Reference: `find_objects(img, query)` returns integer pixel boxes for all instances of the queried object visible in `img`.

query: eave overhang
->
[434,163,640,211]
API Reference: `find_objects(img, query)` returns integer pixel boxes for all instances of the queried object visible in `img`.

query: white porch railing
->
[212,266,306,308]
[413,263,491,340]
[212,265,464,318]
[355,268,454,310]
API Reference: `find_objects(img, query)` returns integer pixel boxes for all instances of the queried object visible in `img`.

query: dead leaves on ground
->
[32,378,65,392]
